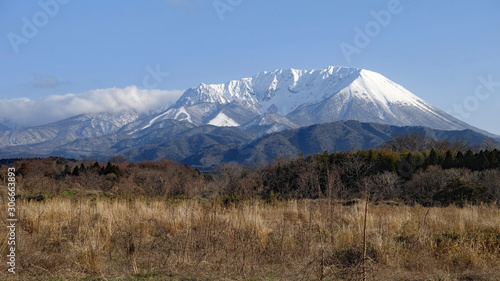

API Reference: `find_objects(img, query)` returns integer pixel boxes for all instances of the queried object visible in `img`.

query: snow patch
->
[140,110,170,130]
[208,112,239,127]
[174,107,193,123]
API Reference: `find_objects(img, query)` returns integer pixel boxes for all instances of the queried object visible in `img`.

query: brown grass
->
[0,198,499,280]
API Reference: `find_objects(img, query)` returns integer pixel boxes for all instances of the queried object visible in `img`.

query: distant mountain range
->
[0,67,498,168]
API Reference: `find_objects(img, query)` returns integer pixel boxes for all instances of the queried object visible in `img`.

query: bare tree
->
[383,133,473,153]
[366,171,401,201]
[340,153,375,197]
[383,132,430,152]
[432,137,472,152]
[481,139,499,151]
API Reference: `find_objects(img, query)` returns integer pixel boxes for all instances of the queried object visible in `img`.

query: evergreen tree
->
[477,150,490,170]
[101,162,113,175]
[398,152,415,179]
[455,151,464,168]
[17,163,30,176]
[442,150,454,169]
[63,165,72,175]
[487,150,499,168]
[72,166,80,176]
[426,149,438,166]
[100,161,122,177]
[464,150,475,170]
[91,161,100,173]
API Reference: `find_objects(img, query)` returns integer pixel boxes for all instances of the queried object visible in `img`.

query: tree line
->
[1,134,499,207]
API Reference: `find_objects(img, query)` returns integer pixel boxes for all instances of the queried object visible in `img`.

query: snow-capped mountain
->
[1,66,498,164]
[0,111,140,153]
[0,123,11,132]
[0,119,20,131]
[138,66,487,136]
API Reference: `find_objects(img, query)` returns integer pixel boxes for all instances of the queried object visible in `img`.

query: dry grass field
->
[0,198,499,280]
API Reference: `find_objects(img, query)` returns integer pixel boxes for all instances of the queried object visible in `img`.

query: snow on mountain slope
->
[131,66,494,137]
[241,113,300,135]
[253,67,361,115]
[208,112,240,127]
[118,65,460,136]
[3,66,496,161]
[0,111,139,148]
[170,66,360,117]
[137,66,360,130]
[0,123,11,131]
[285,69,473,132]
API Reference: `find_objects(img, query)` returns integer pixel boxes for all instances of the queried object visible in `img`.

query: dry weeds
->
[0,198,499,280]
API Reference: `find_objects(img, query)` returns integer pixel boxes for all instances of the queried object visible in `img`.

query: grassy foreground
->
[1,198,499,280]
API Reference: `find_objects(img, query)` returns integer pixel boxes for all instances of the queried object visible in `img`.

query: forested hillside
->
[3,134,499,206]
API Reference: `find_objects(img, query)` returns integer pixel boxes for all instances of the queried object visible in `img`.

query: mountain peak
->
[142,66,490,136]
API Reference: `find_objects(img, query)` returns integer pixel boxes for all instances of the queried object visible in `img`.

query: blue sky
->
[1,0,500,134]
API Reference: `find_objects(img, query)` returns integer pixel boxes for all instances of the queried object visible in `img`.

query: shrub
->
[221,193,241,207]
[433,179,491,206]
[326,243,378,268]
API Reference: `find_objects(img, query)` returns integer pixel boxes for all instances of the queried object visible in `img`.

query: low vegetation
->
[0,134,499,280]
[0,198,499,280]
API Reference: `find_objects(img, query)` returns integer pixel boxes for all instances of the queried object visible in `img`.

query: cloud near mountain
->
[0,86,183,127]
[0,67,498,166]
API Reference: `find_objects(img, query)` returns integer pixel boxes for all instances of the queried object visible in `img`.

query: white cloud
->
[0,86,184,127]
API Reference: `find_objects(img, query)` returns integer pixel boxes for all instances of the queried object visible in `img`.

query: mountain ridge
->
[177,120,496,170]
[0,66,498,166]
[134,66,495,138]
